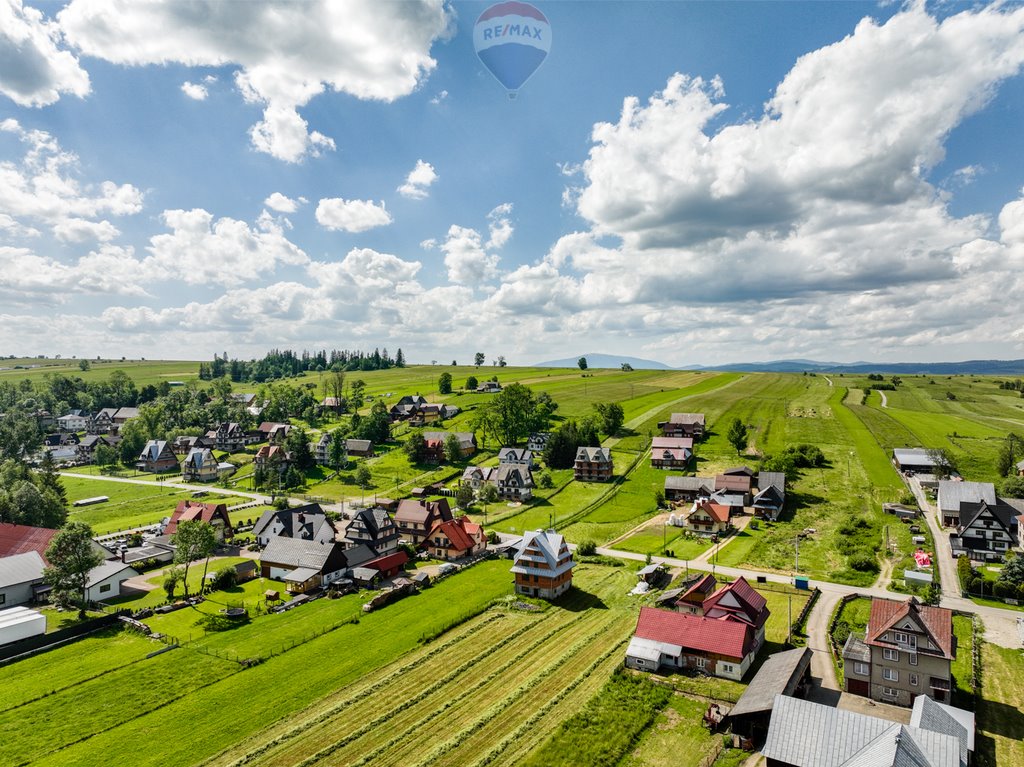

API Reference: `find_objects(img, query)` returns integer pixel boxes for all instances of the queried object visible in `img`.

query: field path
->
[824,376,833,387]
[878,390,889,408]
[872,554,894,591]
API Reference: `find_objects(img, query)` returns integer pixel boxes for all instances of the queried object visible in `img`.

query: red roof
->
[165,501,231,536]
[367,550,409,573]
[694,500,730,524]
[425,516,484,553]
[703,577,769,629]
[865,598,953,659]
[652,437,694,450]
[634,606,754,660]
[715,474,752,493]
[0,523,58,562]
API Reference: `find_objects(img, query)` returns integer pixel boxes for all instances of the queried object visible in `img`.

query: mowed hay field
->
[18,562,655,767]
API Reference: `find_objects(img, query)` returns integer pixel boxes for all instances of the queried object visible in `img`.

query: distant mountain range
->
[535,355,1024,375]
[535,353,673,370]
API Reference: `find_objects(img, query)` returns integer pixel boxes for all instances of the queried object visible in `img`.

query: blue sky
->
[2,0,1024,366]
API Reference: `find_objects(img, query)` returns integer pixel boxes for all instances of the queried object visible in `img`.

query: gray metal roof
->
[0,551,45,588]
[758,471,786,493]
[86,560,136,587]
[728,647,811,718]
[911,696,973,767]
[893,448,939,467]
[664,476,713,492]
[763,695,960,767]
[261,537,335,570]
[937,481,995,513]
[284,567,319,583]
[842,633,871,663]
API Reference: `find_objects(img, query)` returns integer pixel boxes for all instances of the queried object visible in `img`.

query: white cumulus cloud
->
[397,159,438,200]
[0,0,90,107]
[315,198,392,233]
[180,80,208,100]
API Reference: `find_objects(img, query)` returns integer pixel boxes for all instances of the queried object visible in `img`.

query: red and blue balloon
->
[473,2,551,98]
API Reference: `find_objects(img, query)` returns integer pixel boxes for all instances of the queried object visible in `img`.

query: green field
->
[62,475,249,533]
[0,357,203,387]
[976,641,1024,767]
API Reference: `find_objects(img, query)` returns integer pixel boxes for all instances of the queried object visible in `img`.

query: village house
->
[259,538,353,594]
[949,499,1020,562]
[172,434,213,455]
[650,436,693,469]
[207,422,249,452]
[181,447,219,482]
[313,433,337,466]
[56,411,90,432]
[668,573,719,614]
[476,381,502,393]
[423,516,487,560]
[165,501,233,542]
[394,498,454,545]
[254,444,291,472]
[657,412,705,439]
[510,529,574,599]
[937,481,995,528]
[664,475,715,503]
[762,694,969,767]
[252,504,337,547]
[343,507,400,557]
[527,432,550,452]
[136,440,179,473]
[493,463,535,501]
[842,597,955,707]
[346,439,374,457]
[714,467,754,505]
[680,499,730,536]
[461,465,493,491]
[574,446,613,482]
[752,471,787,521]
[76,434,115,463]
[625,605,760,681]
[423,431,477,458]
[498,447,534,467]
[389,395,428,421]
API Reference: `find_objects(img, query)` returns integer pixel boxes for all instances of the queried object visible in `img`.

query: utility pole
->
[787,595,792,645]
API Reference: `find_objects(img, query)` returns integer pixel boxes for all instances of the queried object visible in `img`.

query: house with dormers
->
[574,446,613,482]
[843,597,954,707]
[343,507,400,557]
[136,440,179,473]
[650,437,694,469]
[461,465,493,491]
[389,395,429,421]
[937,481,995,528]
[181,447,219,482]
[493,463,535,501]
[252,504,337,547]
[208,422,249,452]
[498,447,534,467]
[424,516,487,560]
[165,501,233,542]
[681,499,730,535]
[949,499,1020,562]
[510,529,574,599]
[394,498,453,545]
[657,412,705,439]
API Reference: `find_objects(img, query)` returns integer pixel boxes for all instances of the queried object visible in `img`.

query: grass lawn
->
[830,596,872,673]
[975,642,1024,767]
[0,358,202,387]
[62,475,248,533]
[0,628,154,713]
[950,615,973,710]
[620,693,724,767]
[611,524,714,560]
[36,605,107,632]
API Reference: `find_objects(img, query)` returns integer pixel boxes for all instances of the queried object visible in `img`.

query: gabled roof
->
[138,439,173,462]
[651,436,694,450]
[252,504,332,541]
[723,466,755,477]
[758,471,786,493]
[86,560,137,587]
[345,439,373,452]
[702,577,769,629]
[425,516,484,553]
[937,480,995,513]
[728,647,812,718]
[165,501,231,536]
[910,695,974,766]
[689,500,730,524]
[762,694,960,767]
[0,551,46,588]
[575,446,611,462]
[365,550,409,573]
[423,431,476,449]
[753,484,785,508]
[498,447,533,462]
[511,529,573,576]
[893,448,940,467]
[865,598,953,660]
[184,447,216,469]
[957,499,1019,540]
[668,413,705,425]
[633,606,754,660]
[395,498,453,526]
[0,523,58,560]
[494,463,534,487]
[715,474,752,493]
[260,537,348,573]
[675,573,716,604]
[462,465,493,482]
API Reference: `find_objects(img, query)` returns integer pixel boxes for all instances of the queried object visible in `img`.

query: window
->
[909,673,919,687]
[722,664,733,673]
[99,584,111,593]
[854,662,869,676]
[883,648,899,661]
[883,668,899,682]
[696,657,706,669]
[909,653,918,666]
[882,686,898,698]
[0,594,5,606]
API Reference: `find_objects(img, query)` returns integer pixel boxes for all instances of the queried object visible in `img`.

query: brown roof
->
[865,598,953,660]
[715,474,752,493]
[165,501,231,536]
[425,516,485,553]
[0,523,58,562]
[676,573,717,605]
[394,498,453,526]
[693,500,730,524]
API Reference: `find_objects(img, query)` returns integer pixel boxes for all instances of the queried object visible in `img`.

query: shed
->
[904,569,934,585]
[727,647,812,741]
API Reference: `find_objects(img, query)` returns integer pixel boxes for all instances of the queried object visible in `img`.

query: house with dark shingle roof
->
[753,471,786,521]
[843,597,954,707]
[511,529,574,599]
[182,447,219,482]
[664,475,714,503]
[949,499,1020,561]
[574,446,612,482]
[343,507,400,557]
[259,538,352,594]
[136,439,179,473]
[252,504,337,547]
[394,498,453,545]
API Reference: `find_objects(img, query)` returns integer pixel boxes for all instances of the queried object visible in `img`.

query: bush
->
[849,553,880,573]
[208,566,238,591]
[992,581,1014,599]
[833,619,851,645]
[577,540,597,556]
[537,472,554,489]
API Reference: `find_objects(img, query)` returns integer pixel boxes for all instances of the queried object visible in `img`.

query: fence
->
[697,739,725,767]
[0,611,127,664]
[791,587,821,640]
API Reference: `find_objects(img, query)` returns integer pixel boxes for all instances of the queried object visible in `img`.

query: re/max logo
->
[482,24,543,41]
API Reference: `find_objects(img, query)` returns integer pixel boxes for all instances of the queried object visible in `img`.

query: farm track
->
[291,610,615,767]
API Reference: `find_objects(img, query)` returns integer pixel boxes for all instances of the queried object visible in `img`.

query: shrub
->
[208,566,237,591]
[577,540,597,556]
[833,619,851,645]
[992,581,1014,599]
[849,553,880,573]
[537,472,554,489]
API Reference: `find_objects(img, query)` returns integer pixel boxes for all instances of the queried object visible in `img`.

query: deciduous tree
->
[44,521,103,618]
[726,418,748,455]
[577,356,588,371]
[593,402,625,436]
[173,520,217,599]
[438,372,453,394]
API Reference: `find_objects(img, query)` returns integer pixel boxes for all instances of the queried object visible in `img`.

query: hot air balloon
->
[473,2,551,98]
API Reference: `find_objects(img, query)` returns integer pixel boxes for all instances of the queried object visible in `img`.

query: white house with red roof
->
[626,605,760,680]
[423,516,487,561]
[628,576,770,680]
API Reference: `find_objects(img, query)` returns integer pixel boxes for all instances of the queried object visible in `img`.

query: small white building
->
[84,561,139,602]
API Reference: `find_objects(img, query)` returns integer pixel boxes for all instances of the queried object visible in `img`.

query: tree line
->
[199,347,406,383]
